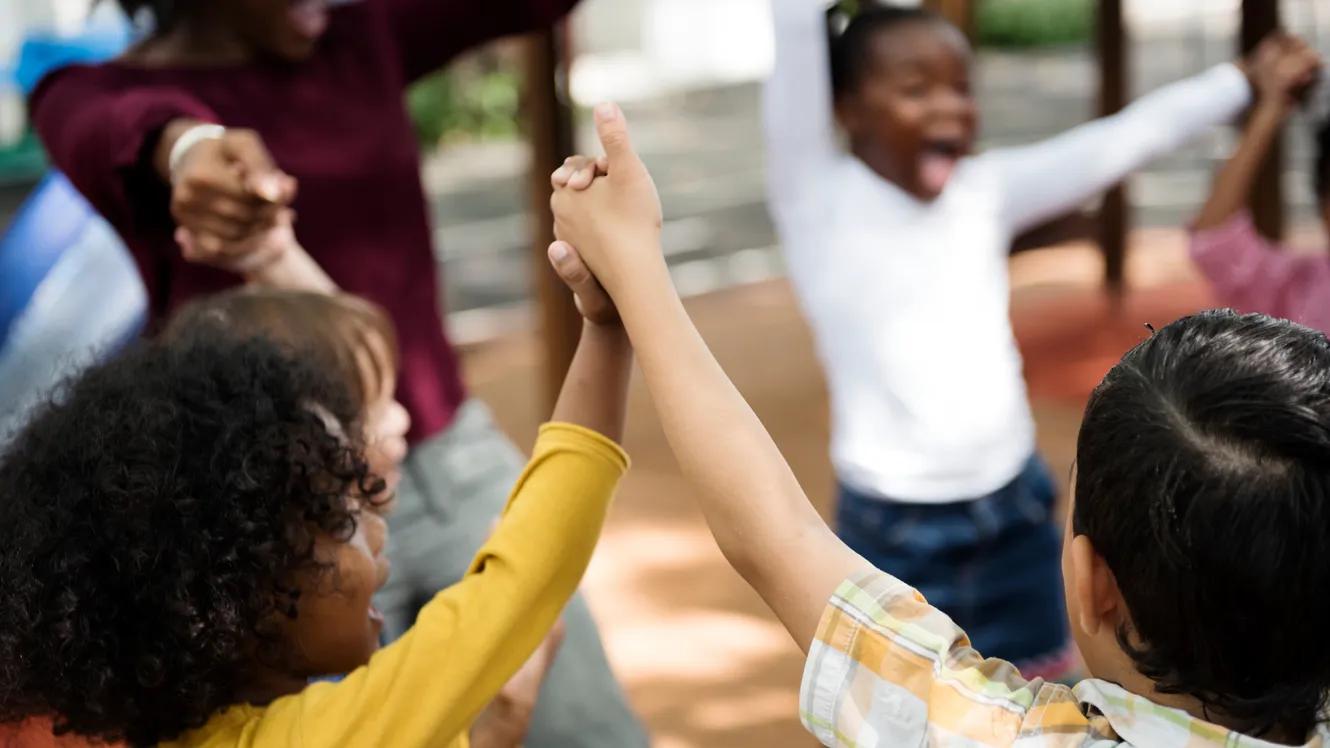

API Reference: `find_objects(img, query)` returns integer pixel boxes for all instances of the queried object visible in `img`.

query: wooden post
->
[523,26,583,411]
[1241,0,1283,239]
[1097,0,1127,289]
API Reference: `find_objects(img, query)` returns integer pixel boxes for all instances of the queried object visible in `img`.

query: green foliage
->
[0,129,48,187]
[407,60,522,149]
[976,0,1093,48]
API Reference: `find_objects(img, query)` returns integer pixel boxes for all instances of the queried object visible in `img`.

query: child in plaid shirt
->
[550,103,1330,747]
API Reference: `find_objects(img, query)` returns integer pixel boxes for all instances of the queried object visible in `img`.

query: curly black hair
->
[1075,310,1330,738]
[0,331,382,746]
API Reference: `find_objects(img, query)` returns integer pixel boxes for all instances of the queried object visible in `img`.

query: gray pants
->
[374,400,647,747]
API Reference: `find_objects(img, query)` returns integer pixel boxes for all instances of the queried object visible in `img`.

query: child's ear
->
[1068,535,1123,638]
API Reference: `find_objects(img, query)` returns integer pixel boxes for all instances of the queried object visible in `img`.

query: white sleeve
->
[763,0,840,223]
[981,63,1252,233]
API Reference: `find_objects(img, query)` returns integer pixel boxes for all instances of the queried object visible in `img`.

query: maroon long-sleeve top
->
[30,0,577,444]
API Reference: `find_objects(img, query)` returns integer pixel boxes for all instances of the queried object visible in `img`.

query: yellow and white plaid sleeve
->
[799,571,1093,747]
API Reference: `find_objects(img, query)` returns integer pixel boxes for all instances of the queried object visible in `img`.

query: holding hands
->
[548,104,664,297]
[160,120,299,274]
[1245,31,1321,114]
[1195,30,1321,231]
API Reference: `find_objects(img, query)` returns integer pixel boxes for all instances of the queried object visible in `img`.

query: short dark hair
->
[1074,309,1330,738]
[0,332,382,746]
[827,2,941,100]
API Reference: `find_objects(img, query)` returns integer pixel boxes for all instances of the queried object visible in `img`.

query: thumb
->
[593,102,642,171]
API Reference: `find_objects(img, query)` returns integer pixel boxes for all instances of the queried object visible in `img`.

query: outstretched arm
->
[984,60,1254,234]
[1193,33,1320,231]
[552,105,869,650]
[225,204,633,746]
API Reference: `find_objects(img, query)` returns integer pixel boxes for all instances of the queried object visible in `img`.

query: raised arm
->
[31,67,298,277]
[763,0,842,218]
[553,105,868,651]
[1193,34,1320,231]
[29,68,218,224]
[983,61,1253,233]
[236,277,631,746]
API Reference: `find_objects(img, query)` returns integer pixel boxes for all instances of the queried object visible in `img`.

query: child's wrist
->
[602,242,668,293]
[1253,95,1292,121]
[581,318,630,347]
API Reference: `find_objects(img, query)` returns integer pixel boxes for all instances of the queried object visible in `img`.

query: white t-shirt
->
[763,0,1251,502]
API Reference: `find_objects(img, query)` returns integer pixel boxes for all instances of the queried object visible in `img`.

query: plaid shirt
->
[801,571,1330,747]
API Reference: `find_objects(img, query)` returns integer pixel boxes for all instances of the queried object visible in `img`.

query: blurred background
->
[2,1,1328,744]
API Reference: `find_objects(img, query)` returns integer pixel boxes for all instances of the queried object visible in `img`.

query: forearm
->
[245,243,338,293]
[1193,100,1286,231]
[995,63,1251,231]
[151,118,207,184]
[550,322,632,443]
[30,74,217,213]
[613,255,862,648]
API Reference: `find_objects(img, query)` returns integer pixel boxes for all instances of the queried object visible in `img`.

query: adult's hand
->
[156,119,299,273]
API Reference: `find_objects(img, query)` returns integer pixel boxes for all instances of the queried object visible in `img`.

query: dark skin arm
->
[153,119,298,273]
[1194,33,1320,232]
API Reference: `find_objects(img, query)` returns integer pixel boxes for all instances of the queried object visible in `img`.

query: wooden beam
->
[523,26,583,411]
[1097,0,1127,289]
[1241,0,1283,239]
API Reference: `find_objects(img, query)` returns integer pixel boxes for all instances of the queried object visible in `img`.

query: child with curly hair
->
[0,236,632,747]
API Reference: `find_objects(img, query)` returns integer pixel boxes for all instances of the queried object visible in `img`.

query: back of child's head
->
[1074,309,1330,736]
[166,288,399,410]
[0,331,378,746]
[827,2,944,100]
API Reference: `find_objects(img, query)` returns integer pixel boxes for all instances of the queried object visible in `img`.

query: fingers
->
[247,172,298,205]
[221,129,296,203]
[593,102,641,171]
[173,175,287,238]
[567,156,610,190]
[551,155,609,190]
[547,240,617,324]
[176,210,296,274]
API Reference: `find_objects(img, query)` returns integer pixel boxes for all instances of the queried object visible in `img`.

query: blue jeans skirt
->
[836,456,1073,675]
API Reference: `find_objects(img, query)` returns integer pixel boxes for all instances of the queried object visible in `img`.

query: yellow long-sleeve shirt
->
[164,423,628,748]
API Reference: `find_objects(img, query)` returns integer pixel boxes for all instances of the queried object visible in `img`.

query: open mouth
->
[288,0,330,40]
[368,604,385,627]
[918,138,966,196]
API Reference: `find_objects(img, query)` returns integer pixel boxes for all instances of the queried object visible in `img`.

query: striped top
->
[801,571,1330,747]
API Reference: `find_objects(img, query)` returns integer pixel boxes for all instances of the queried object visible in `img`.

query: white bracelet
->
[168,123,226,183]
